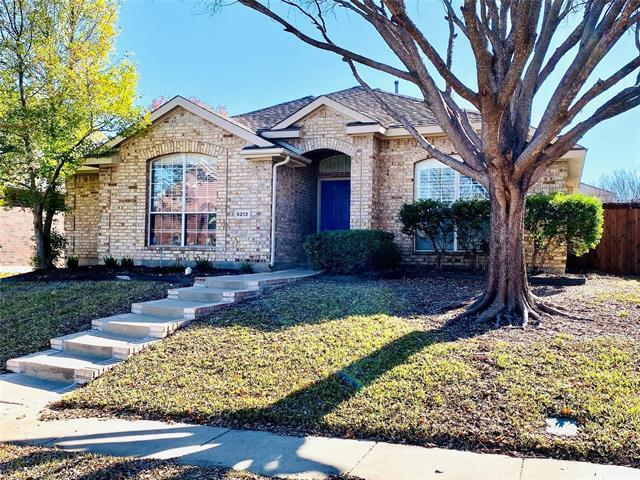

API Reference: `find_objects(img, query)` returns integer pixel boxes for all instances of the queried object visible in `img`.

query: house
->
[65,87,585,272]
[579,182,616,203]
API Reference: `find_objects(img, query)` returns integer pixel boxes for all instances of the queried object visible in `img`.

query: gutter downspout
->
[270,155,292,268]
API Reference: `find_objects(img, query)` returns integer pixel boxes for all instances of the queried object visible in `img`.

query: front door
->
[319,180,350,231]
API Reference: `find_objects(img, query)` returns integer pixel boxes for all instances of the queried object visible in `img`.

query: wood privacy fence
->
[569,203,640,275]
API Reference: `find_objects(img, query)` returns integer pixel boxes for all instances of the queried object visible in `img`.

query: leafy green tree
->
[399,199,454,270]
[525,193,604,271]
[0,0,141,269]
[451,198,490,270]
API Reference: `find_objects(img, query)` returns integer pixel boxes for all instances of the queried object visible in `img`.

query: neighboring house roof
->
[233,86,481,131]
[579,182,617,202]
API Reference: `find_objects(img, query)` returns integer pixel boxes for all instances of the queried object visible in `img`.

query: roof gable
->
[271,95,378,130]
[108,96,273,149]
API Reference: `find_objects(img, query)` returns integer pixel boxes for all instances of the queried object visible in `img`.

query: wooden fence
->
[569,203,640,275]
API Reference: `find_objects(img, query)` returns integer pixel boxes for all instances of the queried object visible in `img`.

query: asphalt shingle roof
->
[232,86,480,132]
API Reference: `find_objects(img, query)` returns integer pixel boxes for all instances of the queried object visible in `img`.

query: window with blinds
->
[414,158,487,252]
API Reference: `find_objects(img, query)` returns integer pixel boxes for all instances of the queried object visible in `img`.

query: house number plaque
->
[234,209,251,219]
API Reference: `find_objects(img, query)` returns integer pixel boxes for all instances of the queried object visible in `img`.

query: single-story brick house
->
[65,87,585,272]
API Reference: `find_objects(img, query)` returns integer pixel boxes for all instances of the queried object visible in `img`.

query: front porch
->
[273,148,356,265]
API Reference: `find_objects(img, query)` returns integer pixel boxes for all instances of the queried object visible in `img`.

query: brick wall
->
[65,173,100,265]
[0,208,64,269]
[0,208,34,268]
[67,107,274,268]
[275,164,317,264]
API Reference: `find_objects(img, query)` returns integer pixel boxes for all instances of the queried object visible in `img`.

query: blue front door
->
[320,180,350,231]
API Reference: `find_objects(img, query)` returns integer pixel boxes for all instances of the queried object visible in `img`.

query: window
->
[415,158,487,252]
[319,154,351,175]
[149,153,218,247]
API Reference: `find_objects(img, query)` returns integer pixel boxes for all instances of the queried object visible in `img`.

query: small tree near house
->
[0,0,141,269]
[210,0,640,326]
[525,193,604,271]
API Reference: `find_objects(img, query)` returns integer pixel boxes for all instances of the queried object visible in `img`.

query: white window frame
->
[148,153,217,248]
[414,158,487,252]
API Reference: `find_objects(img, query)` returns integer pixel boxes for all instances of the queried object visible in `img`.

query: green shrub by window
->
[399,199,454,270]
[194,256,213,272]
[66,256,79,269]
[303,229,400,274]
[239,262,254,274]
[525,193,603,270]
[451,198,490,269]
[119,257,134,269]
[103,255,118,268]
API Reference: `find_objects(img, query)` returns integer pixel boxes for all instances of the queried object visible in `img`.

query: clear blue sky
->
[116,0,640,184]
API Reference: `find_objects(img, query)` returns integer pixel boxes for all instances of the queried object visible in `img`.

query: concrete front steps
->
[6,269,317,385]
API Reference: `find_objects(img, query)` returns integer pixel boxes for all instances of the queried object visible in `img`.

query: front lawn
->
[0,444,291,479]
[55,276,640,466]
[0,280,169,369]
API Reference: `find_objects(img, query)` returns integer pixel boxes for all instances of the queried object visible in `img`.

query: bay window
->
[148,153,217,247]
[415,158,487,251]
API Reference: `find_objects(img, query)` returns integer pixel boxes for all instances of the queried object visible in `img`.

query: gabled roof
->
[232,86,481,131]
[108,96,274,149]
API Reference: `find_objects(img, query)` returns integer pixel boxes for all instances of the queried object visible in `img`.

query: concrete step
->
[201,269,318,290]
[131,298,228,320]
[50,330,156,359]
[93,313,187,338]
[167,286,259,303]
[6,350,121,384]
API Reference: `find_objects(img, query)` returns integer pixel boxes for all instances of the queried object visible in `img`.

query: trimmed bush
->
[120,257,134,269]
[239,262,254,274]
[399,199,454,270]
[103,255,118,268]
[194,256,213,272]
[303,229,400,274]
[66,256,79,269]
[525,192,603,270]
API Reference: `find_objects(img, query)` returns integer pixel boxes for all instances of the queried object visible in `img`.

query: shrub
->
[194,256,213,272]
[451,198,490,270]
[120,257,134,269]
[303,229,400,274]
[66,256,79,269]
[239,262,254,274]
[103,255,118,268]
[399,199,453,270]
[525,193,603,270]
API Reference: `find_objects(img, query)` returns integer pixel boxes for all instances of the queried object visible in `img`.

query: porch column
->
[349,135,379,230]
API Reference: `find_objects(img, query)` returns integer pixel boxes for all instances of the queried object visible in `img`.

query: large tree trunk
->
[466,176,546,327]
[32,205,49,270]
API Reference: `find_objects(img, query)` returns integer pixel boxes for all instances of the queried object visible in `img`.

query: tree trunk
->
[467,177,539,327]
[32,205,49,270]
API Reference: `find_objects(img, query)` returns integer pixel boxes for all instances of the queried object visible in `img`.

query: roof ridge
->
[232,94,316,118]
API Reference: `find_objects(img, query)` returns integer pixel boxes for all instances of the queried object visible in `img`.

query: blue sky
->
[116,0,640,184]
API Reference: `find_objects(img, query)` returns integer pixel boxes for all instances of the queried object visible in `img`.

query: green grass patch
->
[0,443,299,479]
[0,280,168,368]
[59,279,640,466]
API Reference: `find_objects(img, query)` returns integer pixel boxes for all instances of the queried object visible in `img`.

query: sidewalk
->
[1,373,639,480]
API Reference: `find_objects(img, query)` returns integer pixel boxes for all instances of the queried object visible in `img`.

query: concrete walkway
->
[1,374,639,480]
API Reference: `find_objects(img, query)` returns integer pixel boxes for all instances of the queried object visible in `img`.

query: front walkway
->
[1,374,638,480]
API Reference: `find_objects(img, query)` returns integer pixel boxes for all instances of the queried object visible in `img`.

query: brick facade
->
[66,103,575,273]
[0,208,64,270]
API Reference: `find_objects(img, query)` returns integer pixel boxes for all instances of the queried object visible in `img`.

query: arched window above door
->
[319,154,351,175]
